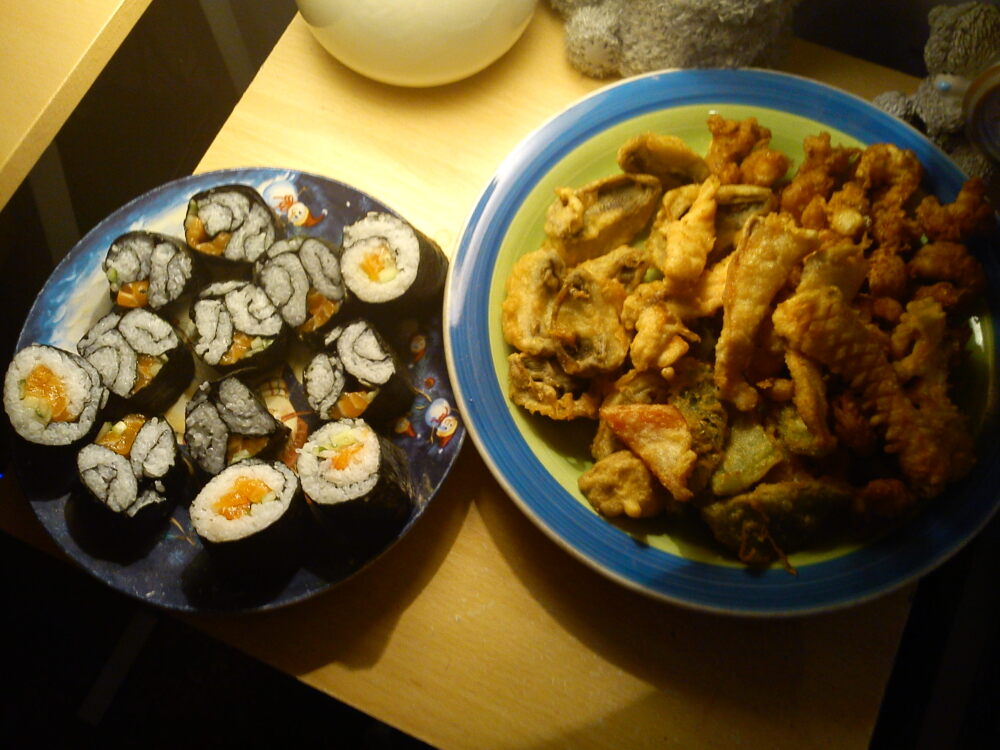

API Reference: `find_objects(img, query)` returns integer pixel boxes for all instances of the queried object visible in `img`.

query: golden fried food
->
[714,213,820,411]
[544,173,662,265]
[502,115,995,569]
[501,246,564,356]
[617,132,710,189]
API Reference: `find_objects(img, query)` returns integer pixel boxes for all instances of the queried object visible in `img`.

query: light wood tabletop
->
[0,0,152,210]
[0,5,928,749]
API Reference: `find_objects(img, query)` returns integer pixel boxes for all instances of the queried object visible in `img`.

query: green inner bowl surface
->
[486,103,995,567]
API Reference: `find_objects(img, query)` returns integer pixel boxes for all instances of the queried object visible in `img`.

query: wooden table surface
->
[0,6,926,749]
[0,0,152,210]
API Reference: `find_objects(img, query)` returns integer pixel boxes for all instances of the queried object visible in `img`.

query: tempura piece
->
[629,303,697,377]
[579,450,671,519]
[709,412,783,496]
[544,173,662,265]
[916,178,995,242]
[785,350,836,456]
[705,115,785,186]
[779,132,859,221]
[666,360,728,495]
[501,247,565,356]
[600,403,697,501]
[648,176,719,287]
[617,132,710,189]
[507,352,599,420]
[772,286,973,497]
[795,238,869,301]
[714,213,820,411]
[852,478,918,530]
[853,143,922,209]
[907,241,986,311]
[575,243,651,294]
[700,479,853,567]
[714,184,778,256]
[590,369,672,460]
[548,265,630,377]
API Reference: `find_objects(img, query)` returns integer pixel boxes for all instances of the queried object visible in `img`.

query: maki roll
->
[183,184,279,266]
[297,418,412,524]
[191,280,287,375]
[340,212,448,308]
[313,319,414,423]
[77,308,194,415]
[103,231,201,311]
[184,376,290,476]
[77,414,185,526]
[255,235,347,343]
[4,344,108,446]
[189,459,302,576]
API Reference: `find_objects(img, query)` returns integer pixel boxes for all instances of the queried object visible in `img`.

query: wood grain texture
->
[0,0,152,209]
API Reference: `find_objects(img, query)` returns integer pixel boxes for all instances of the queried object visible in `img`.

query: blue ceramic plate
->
[445,69,1000,616]
[13,168,464,612]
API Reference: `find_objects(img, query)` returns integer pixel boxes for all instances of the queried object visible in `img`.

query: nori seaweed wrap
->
[340,212,448,308]
[103,231,202,311]
[312,318,414,424]
[255,235,348,345]
[191,280,287,376]
[3,344,108,446]
[183,184,280,268]
[77,308,193,416]
[183,376,291,477]
[76,413,187,528]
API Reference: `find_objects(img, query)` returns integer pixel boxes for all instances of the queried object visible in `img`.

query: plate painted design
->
[445,69,999,616]
[13,167,464,613]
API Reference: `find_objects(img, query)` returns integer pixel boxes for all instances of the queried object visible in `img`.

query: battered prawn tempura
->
[501,114,996,569]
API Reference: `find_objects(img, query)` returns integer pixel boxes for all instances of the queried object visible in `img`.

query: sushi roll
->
[191,280,287,375]
[189,459,302,576]
[183,184,279,267]
[340,212,448,308]
[4,344,108,446]
[77,308,194,415]
[77,414,185,525]
[184,376,291,476]
[255,235,347,343]
[103,231,201,311]
[317,319,414,423]
[297,418,412,524]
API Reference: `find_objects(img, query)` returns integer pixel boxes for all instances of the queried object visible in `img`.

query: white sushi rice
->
[117,308,178,356]
[341,213,419,303]
[303,353,346,420]
[297,419,380,505]
[4,344,107,445]
[298,237,345,301]
[129,417,176,479]
[192,298,234,366]
[148,237,193,309]
[190,461,296,543]
[327,320,395,386]
[194,190,275,263]
[77,443,142,515]
[258,252,309,327]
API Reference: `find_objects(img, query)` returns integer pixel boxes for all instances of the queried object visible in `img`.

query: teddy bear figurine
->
[872,2,1000,192]
[548,0,802,78]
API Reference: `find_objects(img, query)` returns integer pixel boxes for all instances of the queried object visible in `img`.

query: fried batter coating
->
[739,147,790,188]
[700,479,853,567]
[507,352,599,420]
[772,286,972,497]
[649,176,719,287]
[600,403,697,501]
[710,412,783,497]
[715,213,820,411]
[831,391,879,456]
[796,239,869,301]
[825,181,871,238]
[705,115,778,185]
[591,369,672,460]
[667,360,728,495]
[576,243,652,293]
[630,303,697,378]
[501,247,565,356]
[916,178,995,242]
[779,132,859,221]
[544,173,662,265]
[785,350,837,456]
[579,450,671,519]
[854,143,922,209]
[548,265,630,377]
[907,241,986,310]
[852,478,918,530]
[714,185,778,256]
[617,132,710,189]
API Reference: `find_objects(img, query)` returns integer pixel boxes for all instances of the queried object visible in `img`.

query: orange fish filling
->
[219,332,254,366]
[23,364,71,423]
[359,242,399,283]
[330,441,364,470]
[95,414,147,456]
[225,434,270,464]
[332,391,376,419]
[298,289,341,334]
[132,354,163,394]
[213,476,273,521]
[116,280,150,308]
[183,214,230,256]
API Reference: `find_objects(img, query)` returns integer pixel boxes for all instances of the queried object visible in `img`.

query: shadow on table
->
[471,449,910,746]
[186,443,478,672]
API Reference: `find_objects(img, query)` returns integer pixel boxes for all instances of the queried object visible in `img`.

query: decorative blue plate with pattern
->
[444,69,999,616]
[12,168,464,612]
